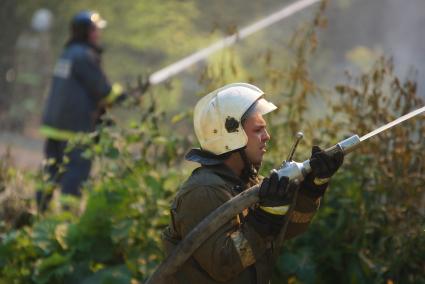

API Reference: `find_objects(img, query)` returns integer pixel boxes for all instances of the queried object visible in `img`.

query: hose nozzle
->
[277,134,361,182]
[324,134,361,156]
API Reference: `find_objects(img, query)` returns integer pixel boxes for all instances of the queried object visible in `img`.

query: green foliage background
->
[1,1,424,283]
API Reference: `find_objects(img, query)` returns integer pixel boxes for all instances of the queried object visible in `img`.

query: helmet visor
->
[242,97,277,122]
[255,97,277,115]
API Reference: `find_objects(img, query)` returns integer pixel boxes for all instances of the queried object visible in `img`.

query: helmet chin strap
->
[239,149,258,183]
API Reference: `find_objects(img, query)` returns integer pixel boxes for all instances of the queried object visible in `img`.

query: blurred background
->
[0,1,424,283]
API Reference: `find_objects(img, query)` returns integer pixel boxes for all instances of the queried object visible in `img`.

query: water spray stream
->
[360,106,425,142]
[148,0,321,85]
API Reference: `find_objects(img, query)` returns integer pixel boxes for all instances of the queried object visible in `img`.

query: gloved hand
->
[310,145,344,180]
[301,145,344,197]
[258,170,297,207]
[247,171,299,237]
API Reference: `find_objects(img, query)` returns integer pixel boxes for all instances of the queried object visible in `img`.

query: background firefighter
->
[162,83,344,283]
[36,11,125,211]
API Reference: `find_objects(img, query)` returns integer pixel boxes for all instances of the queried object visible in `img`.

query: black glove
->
[247,171,299,237]
[115,92,128,104]
[310,145,344,179]
[301,145,344,198]
[258,170,297,207]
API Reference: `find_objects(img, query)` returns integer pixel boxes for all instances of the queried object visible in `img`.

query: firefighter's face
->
[88,26,100,45]
[243,112,270,166]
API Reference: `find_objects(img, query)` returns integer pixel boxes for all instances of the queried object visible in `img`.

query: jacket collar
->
[66,40,104,54]
[188,149,260,189]
[202,164,245,188]
[185,148,230,165]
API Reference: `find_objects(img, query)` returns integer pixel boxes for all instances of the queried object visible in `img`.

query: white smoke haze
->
[316,0,425,98]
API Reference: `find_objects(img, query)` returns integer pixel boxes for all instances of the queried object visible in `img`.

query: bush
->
[272,58,424,284]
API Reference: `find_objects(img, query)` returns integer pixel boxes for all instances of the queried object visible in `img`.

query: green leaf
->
[105,147,120,159]
[81,265,132,284]
[37,252,69,272]
[111,219,133,244]
[32,220,61,255]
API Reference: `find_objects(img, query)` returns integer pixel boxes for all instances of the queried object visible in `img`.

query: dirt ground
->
[0,130,43,171]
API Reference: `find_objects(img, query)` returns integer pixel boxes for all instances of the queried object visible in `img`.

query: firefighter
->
[37,11,124,211]
[162,83,344,283]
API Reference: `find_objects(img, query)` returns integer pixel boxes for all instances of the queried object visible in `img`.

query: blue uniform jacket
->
[42,42,112,134]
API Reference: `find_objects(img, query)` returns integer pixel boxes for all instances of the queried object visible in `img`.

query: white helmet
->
[193,83,277,155]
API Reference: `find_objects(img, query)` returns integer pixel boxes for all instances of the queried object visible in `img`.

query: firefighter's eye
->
[254,127,264,133]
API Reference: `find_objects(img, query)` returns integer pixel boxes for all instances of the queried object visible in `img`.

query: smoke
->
[382,0,425,97]
[316,0,425,98]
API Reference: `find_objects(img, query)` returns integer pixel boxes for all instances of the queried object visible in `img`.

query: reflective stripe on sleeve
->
[259,205,290,215]
[229,230,255,268]
[39,125,79,141]
[313,177,330,185]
